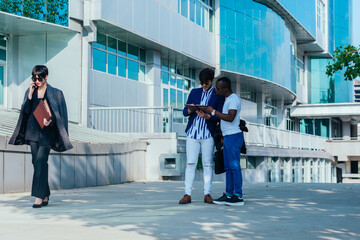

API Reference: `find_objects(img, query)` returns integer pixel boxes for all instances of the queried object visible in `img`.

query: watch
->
[211,109,216,116]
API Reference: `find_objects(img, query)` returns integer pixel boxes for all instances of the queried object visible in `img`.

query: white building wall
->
[98,0,215,66]
[9,32,82,123]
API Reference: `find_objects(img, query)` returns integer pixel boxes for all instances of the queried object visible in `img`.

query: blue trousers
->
[223,132,243,197]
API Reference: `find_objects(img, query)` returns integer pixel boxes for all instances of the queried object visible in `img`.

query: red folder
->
[33,99,52,129]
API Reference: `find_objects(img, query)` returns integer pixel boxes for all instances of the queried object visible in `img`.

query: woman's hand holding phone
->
[28,81,37,100]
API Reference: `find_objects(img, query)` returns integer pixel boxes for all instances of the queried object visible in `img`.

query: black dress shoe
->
[32,204,42,208]
[42,197,49,206]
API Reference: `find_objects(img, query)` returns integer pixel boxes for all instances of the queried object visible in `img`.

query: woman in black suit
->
[9,65,73,208]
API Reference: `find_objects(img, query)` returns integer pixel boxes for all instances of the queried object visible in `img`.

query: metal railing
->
[88,106,327,150]
[89,106,187,136]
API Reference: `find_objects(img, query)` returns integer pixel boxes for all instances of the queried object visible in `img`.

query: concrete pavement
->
[0,181,360,240]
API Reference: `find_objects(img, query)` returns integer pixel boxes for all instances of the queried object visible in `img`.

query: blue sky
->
[353,0,360,45]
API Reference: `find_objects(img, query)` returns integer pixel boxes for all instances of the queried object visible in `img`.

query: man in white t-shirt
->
[205,77,244,206]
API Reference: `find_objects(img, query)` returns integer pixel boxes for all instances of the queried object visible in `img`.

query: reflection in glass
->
[163,88,169,106]
[184,79,191,90]
[108,37,117,53]
[128,44,139,60]
[92,49,106,72]
[170,61,176,73]
[162,59,169,71]
[108,53,116,75]
[177,77,184,89]
[118,40,126,56]
[0,49,6,61]
[170,89,176,107]
[181,0,188,18]
[162,72,169,84]
[196,0,201,25]
[0,38,6,47]
[177,90,183,107]
[189,0,195,22]
[140,49,146,62]
[93,33,106,50]
[0,0,69,26]
[170,75,176,86]
[128,60,139,81]
[118,57,126,77]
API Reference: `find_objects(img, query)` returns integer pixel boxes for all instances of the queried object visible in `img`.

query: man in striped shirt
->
[179,68,224,204]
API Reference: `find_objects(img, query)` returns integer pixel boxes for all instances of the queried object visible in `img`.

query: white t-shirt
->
[221,93,241,136]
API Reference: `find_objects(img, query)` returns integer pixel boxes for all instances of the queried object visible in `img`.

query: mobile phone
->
[32,84,38,89]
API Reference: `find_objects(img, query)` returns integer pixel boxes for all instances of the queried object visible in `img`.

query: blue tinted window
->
[189,0,195,21]
[196,1,201,25]
[118,40,126,56]
[0,49,6,61]
[162,59,169,71]
[0,39,6,47]
[0,1,69,26]
[170,75,176,86]
[93,33,106,49]
[181,0,188,18]
[108,53,116,75]
[140,49,146,62]
[177,77,184,89]
[162,72,169,84]
[118,57,126,77]
[177,90,183,107]
[128,44,139,60]
[108,37,117,53]
[92,49,106,72]
[128,60,139,80]
[170,88,176,107]
[163,88,169,106]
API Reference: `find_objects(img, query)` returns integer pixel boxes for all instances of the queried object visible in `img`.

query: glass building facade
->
[277,0,317,37]
[310,0,353,104]
[92,32,147,82]
[0,0,69,26]
[219,0,297,93]
[179,0,214,32]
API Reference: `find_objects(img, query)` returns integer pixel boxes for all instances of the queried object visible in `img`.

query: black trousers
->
[30,142,51,199]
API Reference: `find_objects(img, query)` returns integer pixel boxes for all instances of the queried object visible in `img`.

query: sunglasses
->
[31,77,44,82]
[200,81,212,86]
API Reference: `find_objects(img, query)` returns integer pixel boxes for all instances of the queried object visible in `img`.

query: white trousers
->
[185,136,214,195]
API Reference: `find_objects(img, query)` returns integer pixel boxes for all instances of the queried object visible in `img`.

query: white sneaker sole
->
[213,200,227,205]
[224,202,245,206]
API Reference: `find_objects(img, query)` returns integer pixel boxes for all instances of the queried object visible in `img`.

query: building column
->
[312,158,319,183]
[284,158,292,182]
[325,161,332,183]
[145,50,161,132]
[294,158,303,182]
[303,158,311,183]
[271,157,281,182]
[342,120,351,140]
[319,159,326,183]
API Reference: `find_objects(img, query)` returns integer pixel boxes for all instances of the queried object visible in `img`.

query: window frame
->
[91,33,147,83]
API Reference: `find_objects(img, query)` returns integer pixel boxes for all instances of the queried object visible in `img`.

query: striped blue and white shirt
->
[187,87,214,139]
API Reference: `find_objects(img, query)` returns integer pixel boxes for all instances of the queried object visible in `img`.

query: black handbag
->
[213,148,226,174]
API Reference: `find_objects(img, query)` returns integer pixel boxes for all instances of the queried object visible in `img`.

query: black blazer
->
[9,84,73,152]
